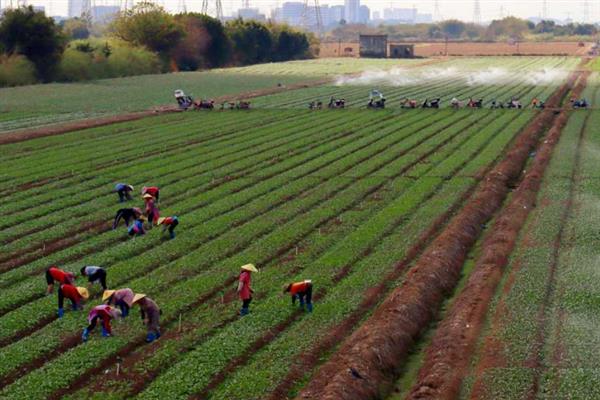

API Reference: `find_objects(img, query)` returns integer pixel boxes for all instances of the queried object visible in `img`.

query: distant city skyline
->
[2,0,597,24]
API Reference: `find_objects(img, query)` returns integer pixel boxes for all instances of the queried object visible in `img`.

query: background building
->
[344,0,359,23]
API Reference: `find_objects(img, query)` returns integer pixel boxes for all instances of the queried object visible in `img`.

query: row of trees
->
[328,17,598,42]
[0,3,314,86]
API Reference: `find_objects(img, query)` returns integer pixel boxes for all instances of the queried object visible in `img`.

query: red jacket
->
[289,281,311,296]
[49,267,74,284]
[60,284,82,303]
[239,271,252,300]
[143,187,159,197]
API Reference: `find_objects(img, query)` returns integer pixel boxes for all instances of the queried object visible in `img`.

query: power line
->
[583,0,590,23]
[542,0,547,19]
[301,0,323,37]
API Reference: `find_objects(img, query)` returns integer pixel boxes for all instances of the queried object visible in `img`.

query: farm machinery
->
[367,90,386,109]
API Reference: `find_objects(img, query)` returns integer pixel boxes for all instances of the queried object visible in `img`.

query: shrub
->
[0,55,38,86]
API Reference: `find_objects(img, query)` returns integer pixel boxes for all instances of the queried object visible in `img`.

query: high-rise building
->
[238,7,265,21]
[329,5,344,24]
[344,0,359,23]
[383,7,416,23]
[92,5,119,22]
[358,4,369,24]
[280,1,304,25]
[68,0,83,18]
[372,10,380,20]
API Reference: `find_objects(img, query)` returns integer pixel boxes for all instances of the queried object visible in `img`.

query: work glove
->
[57,308,64,318]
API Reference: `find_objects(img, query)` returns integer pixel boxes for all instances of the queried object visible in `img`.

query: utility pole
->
[433,0,442,22]
[583,0,590,23]
[215,0,222,19]
[499,5,505,19]
[177,0,186,12]
[301,0,323,38]
[473,0,481,25]
[542,0,547,19]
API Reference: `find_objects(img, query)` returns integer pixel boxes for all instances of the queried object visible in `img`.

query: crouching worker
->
[80,265,107,290]
[132,293,161,343]
[58,284,89,318]
[103,288,134,317]
[238,263,257,316]
[157,216,179,239]
[284,280,313,312]
[128,216,147,237]
[114,183,134,203]
[45,266,75,294]
[82,305,121,342]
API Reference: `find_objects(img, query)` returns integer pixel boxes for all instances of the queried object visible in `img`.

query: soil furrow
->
[294,68,582,400]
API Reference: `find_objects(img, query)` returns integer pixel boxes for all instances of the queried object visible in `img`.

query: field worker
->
[57,284,89,318]
[141,186,160,202]
[128,217,146,237]
[132,294,161,343]
[80,266,108,290]
[157,216,179,239]
[143,194,160,225]
[238,264,258,316]
[82,305,121,342]
[284,280,313,312]
[114,183,134,203]
[103,288,135,317]
[45,266,75,294]
[112,207,143,229]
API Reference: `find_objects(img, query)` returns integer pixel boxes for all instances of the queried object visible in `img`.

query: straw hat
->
[157,217,166,225]
[102,290,115,301]
[241,263,258,272]
[76,287,90,300]
[143,194,153,199]
[109,308,122,319]
[132,293,147,304]
[127,185,134,191]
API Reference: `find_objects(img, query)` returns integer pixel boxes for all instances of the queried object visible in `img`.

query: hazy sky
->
[15,0,597,24]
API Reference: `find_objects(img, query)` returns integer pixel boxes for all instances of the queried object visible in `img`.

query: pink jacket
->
[112,289,135,306]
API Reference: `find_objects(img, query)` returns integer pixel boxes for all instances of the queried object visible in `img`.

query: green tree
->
[270,25,309,61]
[172,13,230,70]
[485,16,531,40]
[61,17,90,39]
[111,2,183,57]
[0,6,66,81]
[440,20,466,38]
[226,18,272,65]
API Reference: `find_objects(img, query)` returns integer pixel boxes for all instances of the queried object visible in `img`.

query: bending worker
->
[238,263,257,316]
[128,216,146,237]
[143,194,159,226]
[58,284,89,318]
[157,216,179,239]
[103,288,134,317]
[284,279,313,312]
[46,266,75,294]
[112,207,143,229]
[80,266,108,290]
[132,293,161,343]
[114,183,134,203]
[141,186,160,202]
[82,305,121,341]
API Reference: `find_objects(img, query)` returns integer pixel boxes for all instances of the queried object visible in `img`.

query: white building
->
[68,0,83,18]
[330,5,344,24]
[344,0,359,23]
[358,4,369,24]
[279,1,304,26]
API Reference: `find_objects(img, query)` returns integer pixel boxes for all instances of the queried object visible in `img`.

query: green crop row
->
[0,108,502,396]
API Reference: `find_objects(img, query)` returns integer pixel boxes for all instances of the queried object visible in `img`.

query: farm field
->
[1,55,599,400]
[0,58,425,133]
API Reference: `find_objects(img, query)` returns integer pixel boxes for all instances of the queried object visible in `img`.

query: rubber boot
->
[82,328,89,342]
[146,332,156,343]
[101,327,111,337]
[170,231,176,239]
[57,308,64,318]
[240,307,249,316]
[71,303,79,311]
[307,303,313,313]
